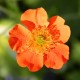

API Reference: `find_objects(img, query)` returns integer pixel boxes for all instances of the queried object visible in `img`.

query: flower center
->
[31,26,53,55]
[36,35,45,45]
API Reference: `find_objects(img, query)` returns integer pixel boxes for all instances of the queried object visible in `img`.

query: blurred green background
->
[0,0,80,80]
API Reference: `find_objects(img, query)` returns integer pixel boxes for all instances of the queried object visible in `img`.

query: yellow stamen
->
[36,35,45,45]
[31,26,53,55]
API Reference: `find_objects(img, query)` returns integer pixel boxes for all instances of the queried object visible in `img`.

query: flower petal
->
[21,7,49,29]
[54,44,69,60]
[57,25,71,43]
[22,20,35,31]
[9,24,32,51]
[36,7,49,26]
[17,49,43,72]
[49,16,65,26]
[48,25,60,42]
[16,53,27,67]
[21,9,36,30]
[48,16,70,43]
[9,37,18,49]
[25,50,43,72]
[44,44,69,69]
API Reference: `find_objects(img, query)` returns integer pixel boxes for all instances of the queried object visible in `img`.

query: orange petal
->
[49,16,65,26]
[21,7,48,29]
[48,25,60,42]
[54,43,69,60]
[25,50,43,72]
[9,24,32,51]
[36,7,49,26]
[57,25,71,43]
[16,42,43,72]
[21,9,37,25]
[44,44,69,69]
[48,16,70,43]
[22,20,35,31]
[17,49,43,72]
[9,37,18,49]
[16,53,27,67]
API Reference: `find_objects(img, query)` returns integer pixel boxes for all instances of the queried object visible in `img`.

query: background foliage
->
[0,0,80,80]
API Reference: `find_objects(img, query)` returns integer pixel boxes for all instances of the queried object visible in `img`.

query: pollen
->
[31,26,53,55]
[36,35,45,45]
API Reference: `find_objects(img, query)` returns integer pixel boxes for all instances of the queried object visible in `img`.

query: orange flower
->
[9,7,71,72]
